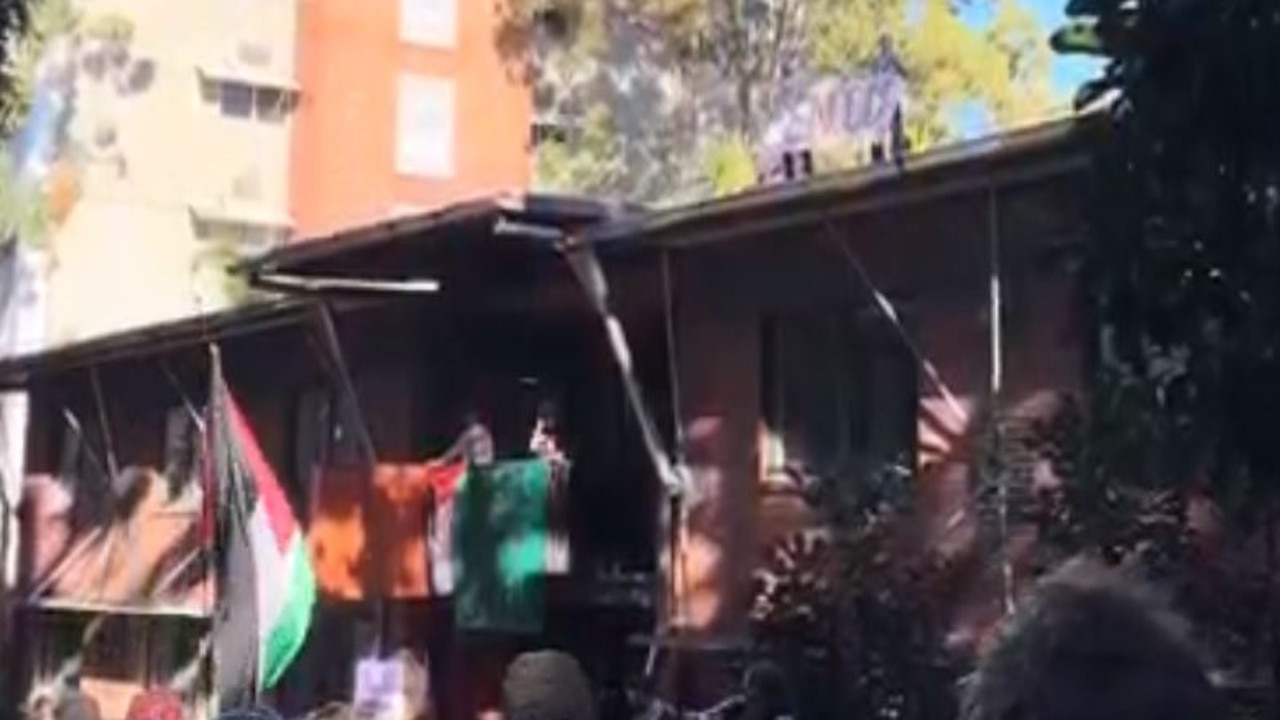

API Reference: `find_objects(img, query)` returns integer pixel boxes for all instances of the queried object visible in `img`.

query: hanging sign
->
[353,657,406,720]
[757,40,908,183]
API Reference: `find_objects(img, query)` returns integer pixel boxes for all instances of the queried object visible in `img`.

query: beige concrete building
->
[44,0,297,346]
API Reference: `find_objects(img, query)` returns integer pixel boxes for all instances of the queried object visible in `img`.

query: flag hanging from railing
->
[204,349,316,709]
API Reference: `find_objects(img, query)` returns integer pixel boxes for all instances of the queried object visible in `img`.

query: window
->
[760,310,916,488]
[84,616,147,682]
[400,0,457,47]
[147,618,204,689]
[217,82,289,123]
[163,405,202,504]
[395,74,455,178]
[195,219,287,252]
[38,613,88,682]
[219,82,253,118]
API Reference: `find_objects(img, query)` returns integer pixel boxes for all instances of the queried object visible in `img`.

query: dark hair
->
[961,559,1225,720]
[501,650,595,720]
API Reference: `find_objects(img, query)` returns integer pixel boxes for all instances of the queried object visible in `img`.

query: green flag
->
[453,459,551,633]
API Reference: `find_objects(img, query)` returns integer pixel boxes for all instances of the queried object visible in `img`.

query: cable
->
[822,223,967,425]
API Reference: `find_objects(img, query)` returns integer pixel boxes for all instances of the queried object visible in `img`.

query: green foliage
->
[751,459,958,720]
[700,134,758,196]
[81,12,132,45]
[533,106,626,196]
[0,153,48,246]
[193,237,254,307]
[502,0,1062,203]
[0,0,77,250]
[811,0,1058,148]
[0,0,77,137]
[0,0,38,131]
[1047,0,1280,694]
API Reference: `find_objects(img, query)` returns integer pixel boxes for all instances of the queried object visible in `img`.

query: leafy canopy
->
[1048,0,1280,685]
[504,0,1062,202]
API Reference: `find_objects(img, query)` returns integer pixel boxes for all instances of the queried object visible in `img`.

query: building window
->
[400,0,457,47]
[195,219,287,252]
[395,74,455,178]
[163,405,202,505]
[760,310,916,489]
[216,82,289,123]
[530,118,574,147]
[84,615,147,682]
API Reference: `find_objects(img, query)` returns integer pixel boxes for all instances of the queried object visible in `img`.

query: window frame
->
[394,73,456,179]
[399,0,458,48]
[215,81,290,124]
[759,308,918,486]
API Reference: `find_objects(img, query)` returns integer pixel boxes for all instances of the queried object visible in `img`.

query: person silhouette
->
[961,558,1225,720]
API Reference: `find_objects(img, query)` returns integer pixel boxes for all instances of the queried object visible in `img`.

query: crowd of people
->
[22,557,1231,720]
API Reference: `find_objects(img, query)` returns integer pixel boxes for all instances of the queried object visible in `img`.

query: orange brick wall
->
[289,0,533,238]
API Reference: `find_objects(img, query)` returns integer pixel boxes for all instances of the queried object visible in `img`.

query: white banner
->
[757,42,908,181]
[354,657,405,720]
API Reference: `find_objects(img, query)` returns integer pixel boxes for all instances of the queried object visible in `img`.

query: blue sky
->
[949,0,1100,136]
[1020,0,1098,91]
[962,0,1099,93]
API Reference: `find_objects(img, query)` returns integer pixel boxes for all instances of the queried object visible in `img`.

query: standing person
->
[528,400,565,465]
[961,559,1225,720]
[443,408,494,467]
[528,398,570,574]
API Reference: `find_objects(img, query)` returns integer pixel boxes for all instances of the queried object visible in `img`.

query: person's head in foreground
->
[502,650,595,720]
[961,559,1225,720]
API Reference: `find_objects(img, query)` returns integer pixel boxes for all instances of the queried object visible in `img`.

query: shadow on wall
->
[20,468,210,612]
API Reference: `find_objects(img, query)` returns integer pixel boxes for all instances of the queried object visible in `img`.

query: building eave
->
[583,112,1104,252]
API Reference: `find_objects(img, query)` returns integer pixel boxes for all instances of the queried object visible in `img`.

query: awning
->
[195,62,300,93]
[188,201,294,229]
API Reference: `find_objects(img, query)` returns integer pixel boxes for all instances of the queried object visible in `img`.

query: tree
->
[500,0,1061,203]
[0,0,74,137]
[750,457,958,720]
[1052,0,1280,702]
[0,0,36,131]
[0,0,79,249]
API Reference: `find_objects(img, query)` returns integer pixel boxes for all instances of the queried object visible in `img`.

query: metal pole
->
[88,366,118,479]
[312,303,383,651]
[987,186,1014,616]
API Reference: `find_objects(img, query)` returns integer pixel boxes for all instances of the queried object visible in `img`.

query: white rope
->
[826,230,967,424]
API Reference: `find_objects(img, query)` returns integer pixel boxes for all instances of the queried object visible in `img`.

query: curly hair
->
[501,651,595,720]
[961,559,1225,720]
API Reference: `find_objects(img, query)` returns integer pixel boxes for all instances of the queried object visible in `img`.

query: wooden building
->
[0,115,1096,720]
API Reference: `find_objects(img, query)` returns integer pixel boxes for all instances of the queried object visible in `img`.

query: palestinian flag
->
[205,351,316,708]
